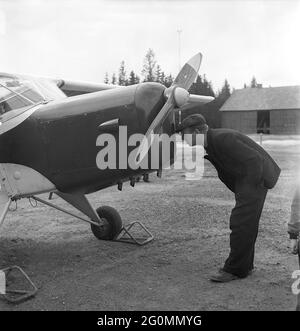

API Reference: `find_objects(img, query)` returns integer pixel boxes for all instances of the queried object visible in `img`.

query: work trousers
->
[223,180,268,278]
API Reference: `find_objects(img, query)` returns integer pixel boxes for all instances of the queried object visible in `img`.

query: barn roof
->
[220,85,300,112]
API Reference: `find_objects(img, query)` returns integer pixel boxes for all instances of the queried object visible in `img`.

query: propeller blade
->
[136,52,203,163]
[188,94,215,104]
[136,92,175,163]
[172,52,202,90]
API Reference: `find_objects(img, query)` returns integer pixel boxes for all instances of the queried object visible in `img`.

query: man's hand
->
[290,239,299,254]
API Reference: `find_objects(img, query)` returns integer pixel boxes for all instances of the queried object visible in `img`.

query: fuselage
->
[0,82,176,196]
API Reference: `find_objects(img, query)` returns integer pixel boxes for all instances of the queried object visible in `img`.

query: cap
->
[175,113,207,133]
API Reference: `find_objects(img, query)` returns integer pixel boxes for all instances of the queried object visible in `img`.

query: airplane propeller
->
[136,52,213,163]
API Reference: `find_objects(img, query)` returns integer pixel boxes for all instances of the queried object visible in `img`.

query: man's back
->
[206,128,281,190]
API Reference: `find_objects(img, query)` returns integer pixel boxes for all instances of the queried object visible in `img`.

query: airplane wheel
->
[91,206,122,240]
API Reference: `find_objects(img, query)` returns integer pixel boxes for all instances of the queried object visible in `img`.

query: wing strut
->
[0,191,11,230]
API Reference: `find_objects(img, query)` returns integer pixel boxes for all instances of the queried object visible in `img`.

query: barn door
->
[257,110,270,134]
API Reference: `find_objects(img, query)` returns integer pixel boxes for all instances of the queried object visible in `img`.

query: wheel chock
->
[0,265,38,304]
[115,221,154,246]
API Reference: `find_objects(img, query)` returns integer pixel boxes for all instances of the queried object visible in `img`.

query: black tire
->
[91,206,122,240]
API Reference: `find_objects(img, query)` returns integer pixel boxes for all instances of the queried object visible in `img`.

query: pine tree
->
[189,75,202,94]
[155,65,162,83]
[202,75,215,97]
[189,75,215,97]
[118,61,127,86]
[128,70,140,85]
[160,71,166,85]
[218,79,231,101]
[194,79,230,129]
[142,49,157,82]
[128,71,135,85]
[163,74,174,87]
[134,74,140,84]
[104,72,109,84]
[111,73,117,85]
[250,76,257,88]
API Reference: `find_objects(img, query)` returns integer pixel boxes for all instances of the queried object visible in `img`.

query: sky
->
[0,0,299,91]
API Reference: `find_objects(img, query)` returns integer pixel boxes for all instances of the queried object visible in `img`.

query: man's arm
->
[220,135,264,185]
[204,155,235,192]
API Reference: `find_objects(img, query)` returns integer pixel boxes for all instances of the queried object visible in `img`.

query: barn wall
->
[270,109,300,134]
[221,111,257,134]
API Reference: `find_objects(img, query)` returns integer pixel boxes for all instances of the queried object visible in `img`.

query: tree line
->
[104,49,259,128]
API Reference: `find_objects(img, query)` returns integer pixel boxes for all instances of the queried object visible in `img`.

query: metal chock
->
[0,265,38,304]
[115,221,154,246]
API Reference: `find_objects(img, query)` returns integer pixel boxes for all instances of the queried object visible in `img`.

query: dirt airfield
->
[0,135,299,311]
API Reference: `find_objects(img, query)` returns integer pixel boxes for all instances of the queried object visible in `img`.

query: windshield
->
[0,75,65,115]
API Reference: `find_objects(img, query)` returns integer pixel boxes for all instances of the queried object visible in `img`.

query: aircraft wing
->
[55,79,121,97]
[0,72,120,99]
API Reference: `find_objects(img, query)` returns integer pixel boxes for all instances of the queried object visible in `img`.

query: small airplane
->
[0,53,214,241]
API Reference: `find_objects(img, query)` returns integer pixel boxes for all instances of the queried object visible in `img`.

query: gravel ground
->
[0,138,299,311]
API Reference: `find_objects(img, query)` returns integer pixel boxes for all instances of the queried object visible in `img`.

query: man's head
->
[176,114,208,146]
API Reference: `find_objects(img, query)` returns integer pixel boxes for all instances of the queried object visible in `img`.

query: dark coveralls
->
[204,129,281,277]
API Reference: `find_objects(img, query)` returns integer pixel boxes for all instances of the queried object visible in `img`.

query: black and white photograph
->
[0,0,299,316]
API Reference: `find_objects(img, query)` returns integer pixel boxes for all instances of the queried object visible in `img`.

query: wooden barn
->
[220,85,300,134]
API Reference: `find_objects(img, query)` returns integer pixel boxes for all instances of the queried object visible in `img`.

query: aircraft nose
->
[134,82,167,134]
[134,82,176,168]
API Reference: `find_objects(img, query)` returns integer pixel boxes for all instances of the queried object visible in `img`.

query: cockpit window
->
[0,75,66,115]
[0,81,35,115]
